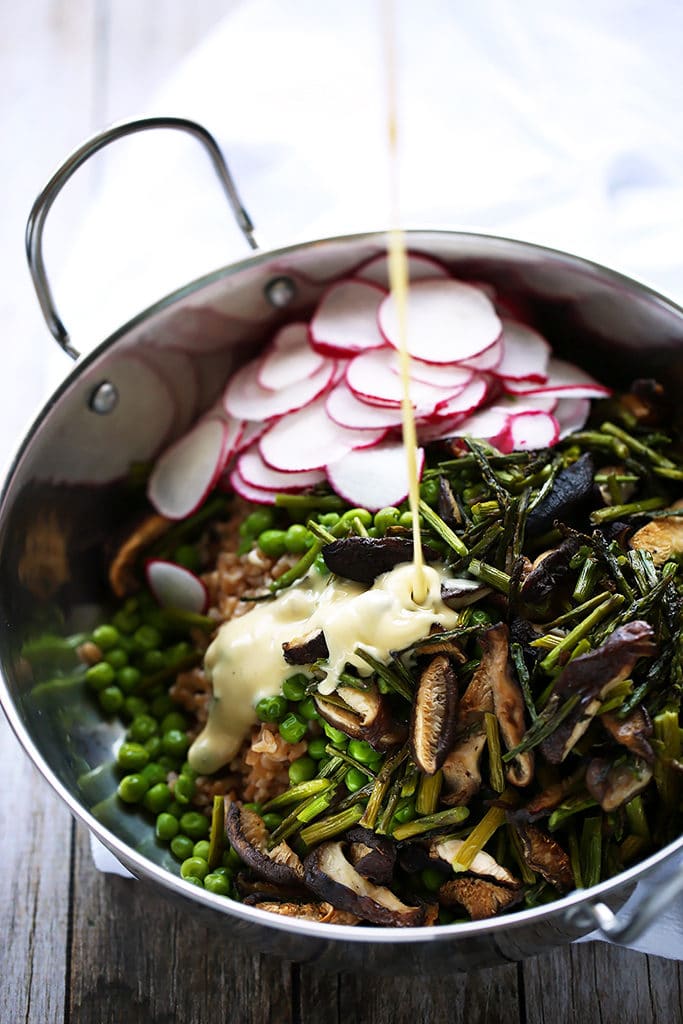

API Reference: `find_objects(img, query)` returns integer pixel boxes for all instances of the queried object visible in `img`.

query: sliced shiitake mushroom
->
[314,683,406,751]
[234,875,309,901]
[413,624,468,660]
[282,629,329,665]
[109,512,171,597]
[438,877,524,920]
[585,755,654,812]
[511,822,574,892]
[346,826,396,886]
[322,536,437,583]
[438,476,462,528]
[601,706,654,763]
[303,841,430,926]
[226,802,305,888]
[243,898,359,925]
[518,537,579,620]
[410,655,459,775]
[485,624,534,788]
[525,453,595,537]
[630,499,683,566]
[430,837,520,887]
[441,645,495,806]
[440,577,492,610]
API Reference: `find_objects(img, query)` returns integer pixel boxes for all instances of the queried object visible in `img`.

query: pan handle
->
[564,857,683,945]
[25,116,258,360]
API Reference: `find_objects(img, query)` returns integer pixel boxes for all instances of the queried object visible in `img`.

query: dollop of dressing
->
[188,563,459,774]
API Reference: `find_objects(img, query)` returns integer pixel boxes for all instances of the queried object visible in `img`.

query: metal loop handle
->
[25,116,258,360]
[565,858,683,945]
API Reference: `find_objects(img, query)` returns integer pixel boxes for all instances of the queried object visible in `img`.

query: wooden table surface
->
[2,4,683,1022]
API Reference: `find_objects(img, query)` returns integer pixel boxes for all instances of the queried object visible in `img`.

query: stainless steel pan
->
[2,117,683,973]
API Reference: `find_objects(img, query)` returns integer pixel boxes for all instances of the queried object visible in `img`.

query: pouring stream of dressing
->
[383,0,428,605]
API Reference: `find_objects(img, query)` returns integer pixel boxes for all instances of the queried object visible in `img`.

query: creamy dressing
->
[188,563,459,774]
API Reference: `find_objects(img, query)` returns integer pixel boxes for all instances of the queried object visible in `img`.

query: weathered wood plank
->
[68,825,294,1024]
[523,942,683,1024]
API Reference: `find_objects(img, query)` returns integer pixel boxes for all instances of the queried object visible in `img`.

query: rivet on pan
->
[89,381,119,414]
[265,276,296,308]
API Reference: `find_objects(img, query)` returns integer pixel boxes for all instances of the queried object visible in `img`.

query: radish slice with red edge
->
[257,323,324,390]
[146,560,208,613]
[502,411,560,452]
[260,397,387,472]
[224,355,335,421]
[492,320,551,383]
[327,441,425,511]
[394,357,474,390]
[234,419,268,455]
[460,336,504,372]
[449,405,511,445]
[309,279,388,357]
[379,279,502,364]
[228,468,280,505]
[326,382,405,430]
[147,416,230,520]
[237,446,326,491]
[429,376,489,419]
[346,347,465,411]
[355,251,450,288]
[503,357,611,398]
[554,396,591,438]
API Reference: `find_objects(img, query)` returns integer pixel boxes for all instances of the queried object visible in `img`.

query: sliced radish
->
[257,323,324,390]
[417,416,470,443]
[228,468,279,505]
[233,419,268,455]
[503,411,560,452]
[260,398,387,472]
[449,405,511,445]
[554,396,591,438]
[378,279,502,364]
[346,347,463,411]
[326,383,405,430]
[503,357,611,398]
[498,393,558,415]
[146,560,208,613]
[492,320,551,383]
[327,441,425,511]
[355,251,450,289]
[396,358,473,390]
[430,376,490,418]
[223,355,335,421]
[309,279,387,358]
[461,336,504,372]
[237,446,326,491]
[147,416,229,519]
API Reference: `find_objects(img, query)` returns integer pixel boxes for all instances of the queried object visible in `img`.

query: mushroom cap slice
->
[314,683,406,751]
[512,822,574,892]
[630,499,683,566]
[601,707,654,763]
[282,629,329,665]
[441,645,495,805]
[346,826,396,886]
[585,755,654,812]
[484,624,534,787]
[410,654,459,775]
[226,803,305,888]
[438,877,523,920]
[244,899,359,925]
[431,838,520,887]
[321,535,439,583]
[303,841,429,926]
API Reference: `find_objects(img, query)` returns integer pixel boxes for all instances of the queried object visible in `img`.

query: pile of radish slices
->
[147,253,610,519]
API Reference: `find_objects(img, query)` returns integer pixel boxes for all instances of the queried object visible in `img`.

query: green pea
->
[133,624,162,652]
[279,712,307,745]
[318,513,340,527]
[298,696,320,721]
[179,761,197,779]
[223,847,243,870]
[288,756,316,785]
[112,610,141,635]
[179,811,209,840]
[123,696,149,720]
[348,739,382,765]
[203,872,231,896]
[142,649,166,674]
[366,527,380,538]
[242,803,262,814]
[312,551,330,577]
[143,782,172,814]
[345,767,370,792]
[180,856,209,881]
[162,729,190,758]
[282,674,308,702]
[98,686,124,714]
[183,875,204,887]
[116,742,150,773]
[419,477,440,506]
[173,775,195,805]
[255,695,288,723]
[166,800,184,819]
[104,647,128,670]
[155,812,179,841]
[144,736,163,760]
[307,737,328,760]
[117,773,149,804]
[262,812,283,831]
[85,661,116,692]
[92,624,120,651]
[284,524,313,554]
[157,755,178,773]
[117,665,142,694]
[257,529,287,558]
[392,800,415,825]
[193,840,211,860]
[151,694,175,719]
[160,711,188,734]
[128,714,158,743]
[173,544,200,572]
[140,761,167,786]
[241,508,275,538]
[322,722,348,748]
[211,866,233,879]
[470,608,493,626]
[170,834,194,860]
[341,507,373,527]
[421,867,445,892]
[373,507,400,533]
